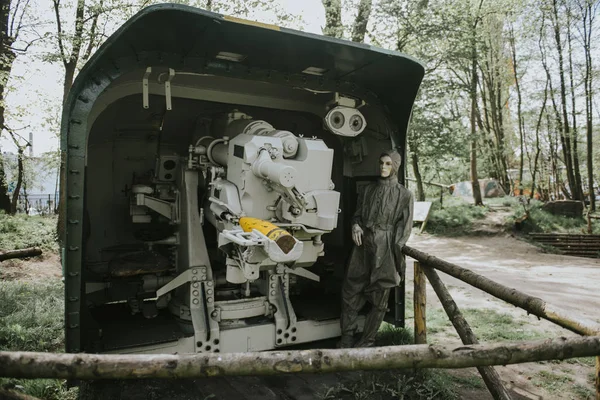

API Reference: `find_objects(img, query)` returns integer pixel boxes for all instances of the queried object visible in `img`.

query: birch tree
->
[0,0,35,213]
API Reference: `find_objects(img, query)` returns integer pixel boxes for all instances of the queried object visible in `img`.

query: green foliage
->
[424,197,488,235]
[0,378,77,400]
[0,213,57,251]
[319,370,458,400]
[0,280,64,352]
[376,323,414,346]
[508,200,599,234]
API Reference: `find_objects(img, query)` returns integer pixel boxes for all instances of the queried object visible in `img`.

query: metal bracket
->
[135,193,178,222]
[142,67,151,109]
[165,68,175,111]
[268,268,298,347]
[156,267,220,352]
[284,266,320,282]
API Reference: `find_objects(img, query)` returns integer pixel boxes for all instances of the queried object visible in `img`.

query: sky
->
[0,0,328,157]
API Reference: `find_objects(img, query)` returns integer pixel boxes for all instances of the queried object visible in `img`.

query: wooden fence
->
[0,246,598,400]
[404,245,600,400]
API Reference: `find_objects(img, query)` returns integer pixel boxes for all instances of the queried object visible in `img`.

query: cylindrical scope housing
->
[252,150,296,188]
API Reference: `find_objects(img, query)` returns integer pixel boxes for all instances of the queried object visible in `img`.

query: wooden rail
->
[1,337,600,380]
[405,244,600,400]
[403,246,600,336]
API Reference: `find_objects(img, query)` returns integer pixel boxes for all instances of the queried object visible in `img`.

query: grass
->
[460,308,546,342]
[0,279,77,400]
[1,379,77,400]
[317,325,461,399]
[406,295,545,342]
[571,384,595,400]
[566,357,596,367]
[376,323,414,346]
[318,370,458,400]
[0,212,58,252]
[0,280,64,352]
[532,370,574,392]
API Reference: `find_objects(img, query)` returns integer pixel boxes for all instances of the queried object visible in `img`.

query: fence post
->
[421,264,512,400]
[596,356,600,400]
[414,261,427,344]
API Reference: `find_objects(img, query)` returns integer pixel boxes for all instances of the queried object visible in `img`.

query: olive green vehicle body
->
[60,4,424,354]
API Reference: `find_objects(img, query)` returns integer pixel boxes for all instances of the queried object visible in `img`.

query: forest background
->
[0,0,598,213]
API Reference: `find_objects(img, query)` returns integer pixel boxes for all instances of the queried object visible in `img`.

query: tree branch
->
[9,0,22,38]
[12,0,31,41]
[81,0,102,62]
[68,0,86,66]
[52,0,67,66]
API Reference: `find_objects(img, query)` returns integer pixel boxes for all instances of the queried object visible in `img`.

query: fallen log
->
[403,245,600,336]
[1,336,600,380]
[422,265,512,400]
[0,248,42,262]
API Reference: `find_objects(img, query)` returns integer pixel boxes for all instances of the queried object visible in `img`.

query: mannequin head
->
[379,150,402,180]
[380,156,393,178]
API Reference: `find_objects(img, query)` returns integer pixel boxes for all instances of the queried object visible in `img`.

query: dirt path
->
[407,232,600,324]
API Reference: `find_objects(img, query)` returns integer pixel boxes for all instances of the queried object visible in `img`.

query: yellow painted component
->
[239,217,296,254]
[223,15,280,31]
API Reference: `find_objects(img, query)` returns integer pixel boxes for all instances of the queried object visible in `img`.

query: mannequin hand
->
[352,224,364,246]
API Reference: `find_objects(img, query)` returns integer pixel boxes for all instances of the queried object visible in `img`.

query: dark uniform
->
[340,150,413,348]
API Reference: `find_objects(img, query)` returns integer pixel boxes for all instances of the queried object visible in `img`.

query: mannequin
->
[339,150,414,348]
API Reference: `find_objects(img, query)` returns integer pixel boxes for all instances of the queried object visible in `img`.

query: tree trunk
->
[509,26,525,196]
[9,147,22,214]
[0,154,10,213]
[582,1,595,210]
[411,152,425,201]
[0,0,16,214]
[62,61,76,107]
[550,0,577,200]
[470,34,483,206]
[566,15,583,201]
[2,336,600,379]
[322,0,343,38]
[531,82,548,200]
[351,0,372,42]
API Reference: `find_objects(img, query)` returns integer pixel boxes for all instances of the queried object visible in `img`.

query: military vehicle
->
[60,4,424,354]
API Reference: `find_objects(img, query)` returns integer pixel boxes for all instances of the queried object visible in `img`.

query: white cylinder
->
[252,151,296,188]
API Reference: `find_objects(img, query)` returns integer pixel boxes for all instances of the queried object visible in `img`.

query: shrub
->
[508,200,599,234]
[425,197,488,235]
